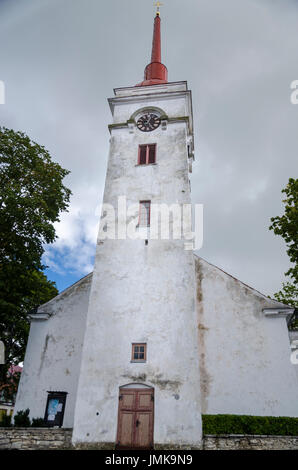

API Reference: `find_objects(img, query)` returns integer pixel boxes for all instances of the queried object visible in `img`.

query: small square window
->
[132,343,147,362]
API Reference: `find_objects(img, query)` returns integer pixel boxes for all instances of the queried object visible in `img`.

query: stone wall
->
[0,428,73,450]
[203,434,298,450]
[1,429,298,450]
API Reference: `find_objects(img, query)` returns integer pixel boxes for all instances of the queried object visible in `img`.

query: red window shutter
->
[138,144,156,165]
[139,145,147,165]
[148,144,156,164]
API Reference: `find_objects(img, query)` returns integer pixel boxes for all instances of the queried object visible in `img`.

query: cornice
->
[262,307,295,318]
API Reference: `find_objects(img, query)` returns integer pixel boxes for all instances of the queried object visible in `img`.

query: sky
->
[0,0,297,296]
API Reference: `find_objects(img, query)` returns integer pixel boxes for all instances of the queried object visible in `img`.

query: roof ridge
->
[194,254,291,308]
[37,272,93,311]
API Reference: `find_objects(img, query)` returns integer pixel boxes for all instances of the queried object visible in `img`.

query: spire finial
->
[154,1,163,16]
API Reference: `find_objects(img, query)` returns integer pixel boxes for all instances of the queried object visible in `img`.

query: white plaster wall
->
[104,122,190,208]
[195,257,298,417]
[111,82,191,124]
[14,275,92,428]
[73,85,202,447]
[112,96,188,124]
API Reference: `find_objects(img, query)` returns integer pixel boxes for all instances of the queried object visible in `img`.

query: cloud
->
[0,0,297,295]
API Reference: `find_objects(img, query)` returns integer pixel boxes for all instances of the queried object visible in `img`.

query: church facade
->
[14,12,298,449]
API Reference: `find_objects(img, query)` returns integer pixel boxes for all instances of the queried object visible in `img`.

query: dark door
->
[116,388,154,450]
[44,391,67,427]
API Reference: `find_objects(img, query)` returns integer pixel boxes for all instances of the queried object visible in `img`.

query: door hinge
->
[151,394,154,401]
[119,395,123,400]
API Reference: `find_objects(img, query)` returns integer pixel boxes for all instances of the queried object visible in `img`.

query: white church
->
[14,10,298,450]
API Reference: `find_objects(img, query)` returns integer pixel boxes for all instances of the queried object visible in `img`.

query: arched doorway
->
[116,383,154,450]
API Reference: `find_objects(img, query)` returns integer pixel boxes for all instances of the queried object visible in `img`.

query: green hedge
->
[0,414,12,427]
[202,414,298,436]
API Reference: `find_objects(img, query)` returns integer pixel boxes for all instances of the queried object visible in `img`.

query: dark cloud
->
[0,0,297,295]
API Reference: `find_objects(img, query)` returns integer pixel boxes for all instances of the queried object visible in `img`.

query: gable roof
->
[34,255,293,316]
[33,272,93,316]
[194,254,293,311]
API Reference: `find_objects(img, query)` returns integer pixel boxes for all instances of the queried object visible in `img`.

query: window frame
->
[137,144,157,165]
[131,343,147,362]
[138,200,151,227]
[44,391,68,428]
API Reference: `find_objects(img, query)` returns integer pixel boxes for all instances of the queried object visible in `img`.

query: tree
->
[0,366,22,405]
[0,127,71,380]
[1,270,58,382]
[269,178,298,328]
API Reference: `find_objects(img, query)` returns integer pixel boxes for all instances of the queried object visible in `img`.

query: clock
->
[137,113,161,132]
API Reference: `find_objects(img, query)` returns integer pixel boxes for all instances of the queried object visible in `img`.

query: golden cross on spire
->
[154,1,163,16]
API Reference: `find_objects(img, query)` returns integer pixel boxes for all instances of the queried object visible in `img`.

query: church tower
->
[72,9,202,449]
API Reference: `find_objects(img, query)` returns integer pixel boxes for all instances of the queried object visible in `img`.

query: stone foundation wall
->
[1,429,298,450]
[203,434,298,450]
[0,428,73,450]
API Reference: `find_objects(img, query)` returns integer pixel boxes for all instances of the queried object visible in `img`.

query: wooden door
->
[116,388,154,449]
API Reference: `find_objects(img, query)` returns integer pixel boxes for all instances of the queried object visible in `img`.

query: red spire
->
[136,14,168,87]
[151,13,161,63]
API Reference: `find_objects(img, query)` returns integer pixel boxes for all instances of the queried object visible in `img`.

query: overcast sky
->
[0,0,297,296]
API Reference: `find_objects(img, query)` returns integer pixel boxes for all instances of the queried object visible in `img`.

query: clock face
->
[137,113,161,132]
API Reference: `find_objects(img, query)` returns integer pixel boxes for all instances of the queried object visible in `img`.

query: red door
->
[116,388,154,450]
